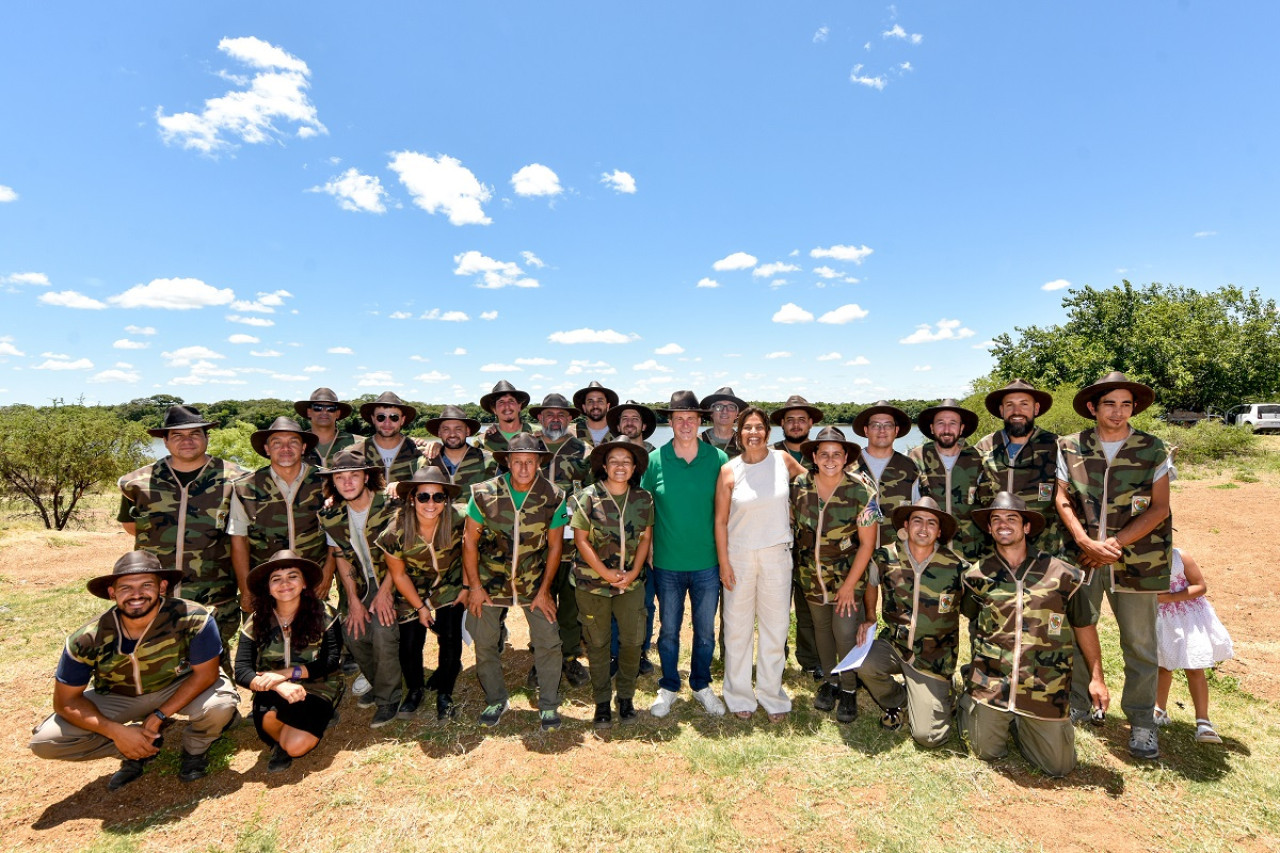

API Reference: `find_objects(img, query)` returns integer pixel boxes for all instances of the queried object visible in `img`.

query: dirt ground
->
[0,474,1277,851]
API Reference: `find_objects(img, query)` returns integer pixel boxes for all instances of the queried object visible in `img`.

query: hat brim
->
[851,406,912,438]
[424,416,481,437]
[1071,381,1155,419]
[358,402,418,425]
[606,405,658,438]
[87,568,184,599]
[656,406,710,418]
[769,405,824,426]
[492,449,553,467]
[148,420,217,438]
[589,440,650,478]
[294,400,353,420]
[700,393,747,410]
[984,386,1054,418]
[798,436,862,464]
[891,504,959,543]
[970,506,1046,539]
[528,403,582,419]
[479,390,531,414]
[917,405,980,440]
[572,386,620,410]
[317,459,381,476]
[247,555,323,592]
[250,429,321,458]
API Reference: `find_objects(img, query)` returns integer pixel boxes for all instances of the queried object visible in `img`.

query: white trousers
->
[722,542,793,714]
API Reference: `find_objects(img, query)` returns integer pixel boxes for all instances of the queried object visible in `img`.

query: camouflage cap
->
[798,425,862,464]
[491,432,553,467]
[891,496,958,543]
[359,391,418,425]
[87,550,184,599]
[294,387,353,420]
[769,394,824,426]
[394,465,461,501]
[1072,371,1155,419]
[528,392,582,419]
[572,380,619,410]
[589,436,650,478]
[317,446,381,476]
[424,404,481,437]
[851,401,911,438]
[916,398,979,439]
[147,405,218,438]
[606,399,658,438]
[970,491,1046,538]
[479,380,531,414]
[984,378,1053,418]
[247,549,322,593]
[250,416,321,458]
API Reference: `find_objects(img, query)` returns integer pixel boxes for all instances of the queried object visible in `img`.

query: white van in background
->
[1226,403,1280,433]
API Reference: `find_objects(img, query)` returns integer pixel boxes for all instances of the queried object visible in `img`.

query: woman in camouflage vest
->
[235,550,342,774]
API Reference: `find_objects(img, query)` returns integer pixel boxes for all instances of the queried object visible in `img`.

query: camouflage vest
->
[791,472,878,609]
[65,597,212,696]
[542,435,591,496]
[425,444,495,494]
[569,484,654,596]
[909,442,986,560]
[320,491,398,613]
[853,451,918,547]
[239,604,343,705]
[478,422,533,454]
[304,430,357,468]
[973,428,1065,556]
[962,551,1087,720]
[233,465,329,569]
[119,456,246,604]
[470,474,565,606]
[701,428,743,459]
[358,435,423,483]
[571,416,615,449]
[1058,427,1173,592]
[874,541,968,680]
[375,510,466,610]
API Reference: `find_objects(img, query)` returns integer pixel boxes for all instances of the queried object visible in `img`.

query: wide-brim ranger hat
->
[851,401,912,438]
[358,391,418,426]
[589,437,650,478]
[1072,371,1156,419]
[250,416,321,458]
[984,378,1054,418]
[605,400,658,439]
[572,381,619,410]
[769,395,824,426]
[479,380,531,414]
[492,432,553,467]
[147,405,218,438]
[891,496,958,543]
[798,425,862,465]
[87,550,185,599]
[527,392,582,419]
[916,398,980,440]
[394,466,461,502]
[247,549,322,592]
[424,404,481,437]
[970,491,1046,539]
[294,387,353,420]
[657,390,710,418]
[700,386,747,410]
[317,446,381,476]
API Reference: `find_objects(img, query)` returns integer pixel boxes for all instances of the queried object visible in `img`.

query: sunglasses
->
[415,491,449,504]
[375,413,402,423]
[310,404,340,413]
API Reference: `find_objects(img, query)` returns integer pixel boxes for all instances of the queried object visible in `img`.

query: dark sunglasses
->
[375,413,402,423]
[415,491,449,504]
[309,404,340,413]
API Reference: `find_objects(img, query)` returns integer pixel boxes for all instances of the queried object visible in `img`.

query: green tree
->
[989,282,1280,413]
[0,404,150,530]
[206,421,264,469]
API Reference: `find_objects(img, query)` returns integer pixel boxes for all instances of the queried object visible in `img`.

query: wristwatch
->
[152,709,168,723]
[290,665,303,683]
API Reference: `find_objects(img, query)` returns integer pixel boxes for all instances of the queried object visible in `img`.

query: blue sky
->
[2,2,1276,408]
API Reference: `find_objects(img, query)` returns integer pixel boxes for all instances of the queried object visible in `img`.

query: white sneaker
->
[650,688,679,718]
[352,674,371,696]
[693,686,726,717]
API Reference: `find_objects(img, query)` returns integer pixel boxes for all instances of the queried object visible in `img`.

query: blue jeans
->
[612,567,657,658]
[653,565,720,692]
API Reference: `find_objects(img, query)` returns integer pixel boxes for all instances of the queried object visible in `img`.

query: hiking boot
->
[563,657,590,687]
[650,688,678,718]
[1129,726,1160,760]
[370,703,398,728]
[177,749,209,783]
[526,666,539,688]
[693,686,726,716]
[397,688,425,719]
[835,690,859,724]
[436,693,456,721]
[637,654,654,676]
[617,697,638,724]
[108,758,147,791]
[540,709,563,731]
[813,681,839,712]
[593,702,613,730]
[479,700,508,727]
[267,745,293,773]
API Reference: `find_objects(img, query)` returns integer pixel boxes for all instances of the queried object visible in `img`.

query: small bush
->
[1150,420,1258,466]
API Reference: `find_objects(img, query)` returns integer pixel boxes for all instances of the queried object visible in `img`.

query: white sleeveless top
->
[726,450,793,550]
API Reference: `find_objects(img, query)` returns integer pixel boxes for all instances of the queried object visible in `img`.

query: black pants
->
[402,602,465,696]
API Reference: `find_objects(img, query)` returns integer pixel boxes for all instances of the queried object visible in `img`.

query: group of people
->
[27,372,1234,791]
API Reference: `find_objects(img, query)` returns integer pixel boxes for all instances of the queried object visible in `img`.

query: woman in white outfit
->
[714,406,806,721]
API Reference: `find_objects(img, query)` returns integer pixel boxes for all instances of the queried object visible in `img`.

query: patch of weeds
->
[45,534,84,548]
[232,818,280,853]
[1212,483,1240,490]
[1234,470,1260,483]
[1207,669,1245,696]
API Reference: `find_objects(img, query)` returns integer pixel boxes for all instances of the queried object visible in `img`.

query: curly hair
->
[249,568,326,649]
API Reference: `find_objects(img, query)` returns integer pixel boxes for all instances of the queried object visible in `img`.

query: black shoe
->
[177,749,209,783]
[811,667,825,683]
[836,690,859,724]
[267,745,293,773]
[540,709,563,731]
[108,758,147,791]
[593,702,613,730]
[564,658,590,687]
[616,697,638,724]
[526,665,538,688]
[398,688,425,719]
[637,655,654,676]
[814,681,839,712]
[341,653,359,675]
[436,693,456,721]
[370,703,398,728]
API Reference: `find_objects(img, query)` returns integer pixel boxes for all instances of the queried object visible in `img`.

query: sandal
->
[1153,706,1171,728]
[1195,719,1222,744]
[767,712,788,724]
[734,710,753,720]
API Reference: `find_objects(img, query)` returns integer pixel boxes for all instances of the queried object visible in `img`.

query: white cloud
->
[230,289,292,313]
[713,252,757,271]
[113,339,149,350]
[451,347,467,356]
[303,364,326,372]
[1041,278,1071,292]
[0,338,23,357]
[389,311,413,320]
[356,370,399,388]
[600,170,637,194]
[913,365,932,372]
[480,310,498,321]
[415,370,450,382]
[817,352,841,361]
[853,378,873,385]
[0,185,17,203]
[632,359,671,373]
[813,25,829,43]
[548,328,639,345]
[41,351,69,359]
[810,244,874,263]
[851,66,886,90]
[511,163,562,197]
[655,343,684,355]
[270,373,310,382]
[108,277,234,310]
[420,308,470,322]
[765,351,791,359]
[845,355,870,366]
[34,357,94,371]
[89,368,139,383]
[565,359,616,376]
[327,346,354,355]
[900,61,913,71]
[754,262,801,278]
[696,278,720,289]
[521,251,545,268]
[250,349,282,357]
[972,340,997,350]
[226,314,275,327]
[883,24,923,44]
[156,36,326,154]
[480,363,521,372]
[125,325,157,335]
[389,151,492,226]
[311,168,388,213]
[1194,230,1218,238]
[3,272,49,286]
[899,318,976,344]
[772,303,814,324]
[515,357,556,366]
[453,250,538,289]
[162,346,225,367]
[39,290,107,309]
[227,333,259,345]
[818,304,869,324]
[812,266,841,280]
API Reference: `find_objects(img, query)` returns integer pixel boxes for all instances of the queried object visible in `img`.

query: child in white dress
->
[1156,548,1234,744]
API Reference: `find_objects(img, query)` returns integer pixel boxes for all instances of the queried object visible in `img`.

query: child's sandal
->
[1153,706,1171,727]
[1194,719,1222,744]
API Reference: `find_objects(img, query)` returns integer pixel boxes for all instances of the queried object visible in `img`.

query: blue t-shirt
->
[55,615,223,687]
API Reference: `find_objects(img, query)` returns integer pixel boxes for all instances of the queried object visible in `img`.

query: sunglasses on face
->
[310,404,340,413]
[375,413,402,423]
[711,404,738,413]
[415,491,449,504]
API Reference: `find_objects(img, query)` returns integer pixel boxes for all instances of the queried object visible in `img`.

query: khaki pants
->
[859,639,954,747]
[343,588,403,709]
[468,604,562,711]
[1070,569,1158,729]
[806,600,861,692]
[959,694,1076,777]
[577,585,645,704]
[29,672,240,761]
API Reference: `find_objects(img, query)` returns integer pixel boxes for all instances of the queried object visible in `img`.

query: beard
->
[542,424,567,441]
[934,433,960,449]
[118,595,161,619]
[1003,417,1034,439]
[442,435,466,449]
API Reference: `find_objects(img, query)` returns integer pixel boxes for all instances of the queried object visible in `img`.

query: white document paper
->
[831,624,877,673]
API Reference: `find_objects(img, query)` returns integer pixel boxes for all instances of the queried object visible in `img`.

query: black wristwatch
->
[152,709,168,723]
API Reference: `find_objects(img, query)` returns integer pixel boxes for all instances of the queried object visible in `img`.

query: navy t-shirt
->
[55,616,222,686]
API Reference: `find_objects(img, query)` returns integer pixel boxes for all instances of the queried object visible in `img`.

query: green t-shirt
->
[640,440,727,572]
[466,473,569,528]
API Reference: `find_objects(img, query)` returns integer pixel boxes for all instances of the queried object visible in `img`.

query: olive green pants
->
[859,639,954,747]
[576,585,646,704]
[959,694,1076,777]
